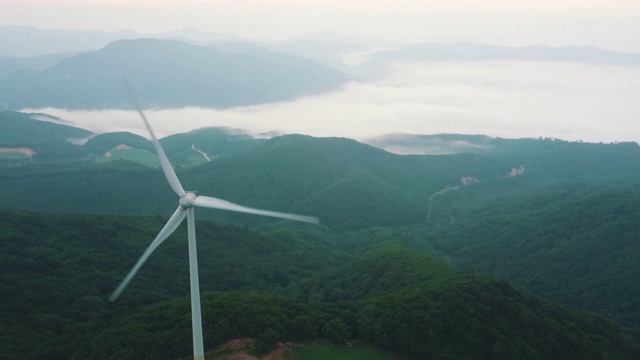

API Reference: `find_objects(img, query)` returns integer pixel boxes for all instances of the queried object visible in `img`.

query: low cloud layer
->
[27,61,640,145]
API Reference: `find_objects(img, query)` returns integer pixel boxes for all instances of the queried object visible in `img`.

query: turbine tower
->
[109,89,319,360]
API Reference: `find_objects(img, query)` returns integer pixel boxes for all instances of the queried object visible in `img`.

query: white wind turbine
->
[109,89,319,360]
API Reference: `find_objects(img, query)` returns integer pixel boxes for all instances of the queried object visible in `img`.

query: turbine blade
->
[194,195,319,224]
[124,80,185,196]
[109,206,187,302]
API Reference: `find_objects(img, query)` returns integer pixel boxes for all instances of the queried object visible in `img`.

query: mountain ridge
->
[0,38,349,110]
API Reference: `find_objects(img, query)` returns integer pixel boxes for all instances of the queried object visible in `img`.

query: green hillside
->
[3,210,639,359]
[343,249,639,360]
[0,210,339,359]
[0,132,515,231]
[2,112,640,349]
[67,242,640,359]
[368,134,640,181]
[184,134,514,231]
[423,185,640,328]
[3,127,640,232]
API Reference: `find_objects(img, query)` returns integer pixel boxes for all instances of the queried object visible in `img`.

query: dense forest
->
[2,211,639,359]
[2,112,640,358]
[422,185,640,328]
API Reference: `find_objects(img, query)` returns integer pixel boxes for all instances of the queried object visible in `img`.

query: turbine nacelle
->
[179,192,197,208]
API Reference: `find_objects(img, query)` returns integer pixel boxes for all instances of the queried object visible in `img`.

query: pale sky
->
[2,0,640,51]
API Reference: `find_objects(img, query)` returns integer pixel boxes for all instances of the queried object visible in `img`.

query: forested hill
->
[423,185,640,328]
[368,133,640,181]
[0,132,515,231]
[3,113,640,232]
[0,210,339,359]
[0,38,349,110]
[2,209,638,359]
[287,247,640,359]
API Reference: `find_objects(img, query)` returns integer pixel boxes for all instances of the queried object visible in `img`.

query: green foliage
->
[2,117,640,359]
[0,210,343,359]
[287,245,458,303]
[70,245,640,359]
[288,247,640,360]
[184,134,511,231]
[0,131,516,231]
[73,291,352,360]
[425,185,640,327]
[4,122,640,234]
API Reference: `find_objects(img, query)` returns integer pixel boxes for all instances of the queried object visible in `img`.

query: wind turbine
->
[109,88,319,360]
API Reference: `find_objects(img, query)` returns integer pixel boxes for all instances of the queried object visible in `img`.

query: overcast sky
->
[4,1,640,146]
[2,1,640,51]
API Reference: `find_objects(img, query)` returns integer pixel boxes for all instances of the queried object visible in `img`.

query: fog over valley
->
[25,59,640,149]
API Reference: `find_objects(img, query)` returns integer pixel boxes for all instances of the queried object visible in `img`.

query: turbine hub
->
[179,192,197,208]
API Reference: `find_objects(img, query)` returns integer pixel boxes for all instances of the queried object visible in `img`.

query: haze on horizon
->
[3,1,640,51]
[3,0,640,146]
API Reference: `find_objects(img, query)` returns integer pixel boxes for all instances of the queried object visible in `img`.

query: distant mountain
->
[368,42,640,66]
[0,38,350,110]
[0,52,75,78]
[154,27,245,44]
[0,26,139,57]
[264,39,376,77]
